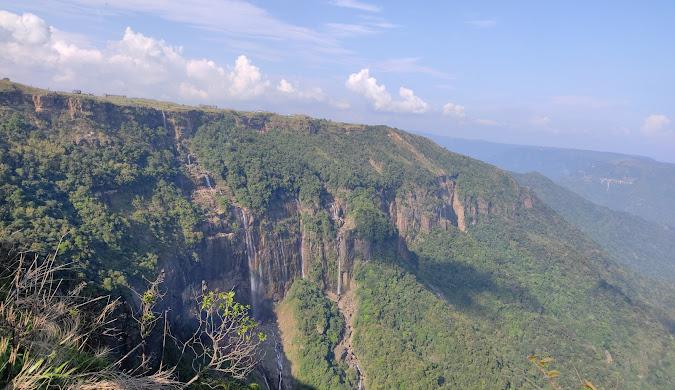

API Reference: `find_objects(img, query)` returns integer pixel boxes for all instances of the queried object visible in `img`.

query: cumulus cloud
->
[0,10,102,81]
[442,102,465,118]
[277,79,295,94]
[346,68,428,113]
[0,10,274,102]
[228,55,269,98]
[276,78,327,103]
[641,114,672,136]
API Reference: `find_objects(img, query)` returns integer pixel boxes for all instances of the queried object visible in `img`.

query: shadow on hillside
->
[416,259,542,316]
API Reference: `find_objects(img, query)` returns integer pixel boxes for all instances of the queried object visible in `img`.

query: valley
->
[1,80,674,389]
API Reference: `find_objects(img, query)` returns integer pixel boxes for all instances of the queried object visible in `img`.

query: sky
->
[1,0,674,162]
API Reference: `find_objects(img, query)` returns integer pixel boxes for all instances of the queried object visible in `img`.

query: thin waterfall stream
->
[240,209,259,316]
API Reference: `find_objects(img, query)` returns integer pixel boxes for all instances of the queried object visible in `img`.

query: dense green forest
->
[0,111,201,291]
[515,172,675,283]
[1,81,674,389]
[280,280,356,389]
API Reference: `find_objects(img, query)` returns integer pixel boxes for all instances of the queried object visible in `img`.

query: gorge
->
[1,79,674,389]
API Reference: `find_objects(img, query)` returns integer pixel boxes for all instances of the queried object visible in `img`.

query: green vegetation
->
[1,82,674,389]
[516,172,675,283]
[283,279,355,390]
[0,111,201,290]
[0,249,263,389]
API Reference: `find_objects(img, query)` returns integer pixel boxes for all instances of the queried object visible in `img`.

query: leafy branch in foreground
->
[181,287,266,386]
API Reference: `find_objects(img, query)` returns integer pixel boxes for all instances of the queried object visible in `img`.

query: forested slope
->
[1,80,674,389]
[515,172,675,283]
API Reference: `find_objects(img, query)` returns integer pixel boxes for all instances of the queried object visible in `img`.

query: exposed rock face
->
[389,176,466,240]
[1,84,559,389]
[2,86,475,320]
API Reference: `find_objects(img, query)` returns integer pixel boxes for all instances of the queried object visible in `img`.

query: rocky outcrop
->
[389,176,466,240]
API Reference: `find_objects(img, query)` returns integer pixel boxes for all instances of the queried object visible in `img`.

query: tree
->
[182,285,266,385]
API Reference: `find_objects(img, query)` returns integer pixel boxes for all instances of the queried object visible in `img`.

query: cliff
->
[2,80,674,389]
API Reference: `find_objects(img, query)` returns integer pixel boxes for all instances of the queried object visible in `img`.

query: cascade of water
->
[274,335,284,389]
[241,210,259,314]
[161,110,167,131]
[337,232,342,298]
[297,200,306,279]
[331,202,344,296]
[262,373,271,390]
[187,154,192,165]
[205,174,213,189]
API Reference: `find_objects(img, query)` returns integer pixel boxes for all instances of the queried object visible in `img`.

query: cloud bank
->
[0,10,275,102]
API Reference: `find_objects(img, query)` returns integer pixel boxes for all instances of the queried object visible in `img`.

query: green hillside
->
[428,135,675,228]
[1,81,674,389]
[515,172,675,283]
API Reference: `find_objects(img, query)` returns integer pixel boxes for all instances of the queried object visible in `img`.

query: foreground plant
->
[0,246,263,389]
[182,287,266,386]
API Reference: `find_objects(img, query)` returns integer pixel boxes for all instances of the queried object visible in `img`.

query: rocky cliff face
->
[5,82,674,390]
[1,84,536,389]
[0,85,499,321]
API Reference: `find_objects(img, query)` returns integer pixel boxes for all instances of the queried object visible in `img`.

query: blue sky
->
[1,0,674,162]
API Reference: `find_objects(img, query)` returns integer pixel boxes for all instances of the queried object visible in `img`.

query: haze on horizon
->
[1,0,673,162]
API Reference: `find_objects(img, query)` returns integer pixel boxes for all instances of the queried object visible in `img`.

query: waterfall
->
[297,200,306,279]
[241,210,259,315]
[331,202,344,296]
[274,336,284,389]
[262,373,271,390]
[161,110,167,131]
[205,174,213,189]
[187,154,192,165]
[336,232,342,296]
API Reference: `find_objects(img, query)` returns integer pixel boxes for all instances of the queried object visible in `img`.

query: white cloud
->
[276,79,326,102]
[329,0,381,13]
[277,79,296,94]
[465,19,497,28]
[0,10,278,102]
[641,114,672,136]
[228,55,268,98]
[346,68,428,113]
[442,102,465,118]
[71,0,334,45]
[179,82,208,99]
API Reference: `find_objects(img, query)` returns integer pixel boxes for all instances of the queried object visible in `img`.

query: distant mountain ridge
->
[427,135,675,228]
